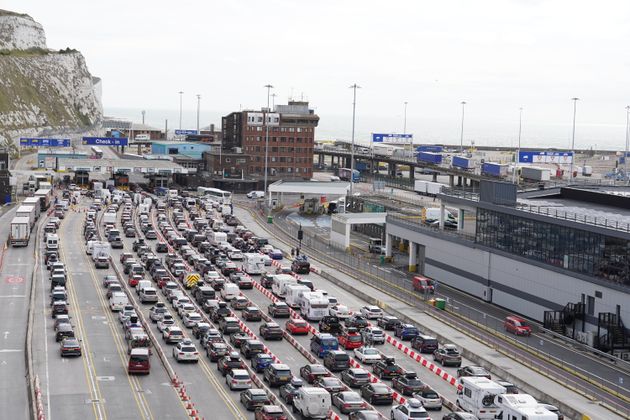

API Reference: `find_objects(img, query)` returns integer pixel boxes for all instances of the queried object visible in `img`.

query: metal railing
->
[516,203,630,233]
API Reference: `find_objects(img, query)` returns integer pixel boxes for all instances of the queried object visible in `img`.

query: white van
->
[46,233,59,250]
[220,283,239,301]
[109,292,129,311]
[271,274,297,298]
[457,377,506,420]
[136,280,152,295]
[292,387,331,419]
[285,284,311,309]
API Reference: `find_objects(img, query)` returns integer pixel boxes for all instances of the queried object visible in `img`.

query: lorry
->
[452,156,475,170]
[92,242,111,269]
[373,144,396,157]
[271,274,298,299]
[338,168,360,182]
[521,166,551,182]
[417,152,443,165]
[103,212,117,225]
[494,394,558,420]
[481,162,509,178]
[34,188,52,211]
[93,182,103,198]
[414,180,444,197]
[416,145,444,153]
[10,217,30,246]
[16,205,37,230]
[456,377,506,419]
[22,197,41,220]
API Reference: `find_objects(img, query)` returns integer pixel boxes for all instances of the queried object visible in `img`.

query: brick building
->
[221,100,319,181]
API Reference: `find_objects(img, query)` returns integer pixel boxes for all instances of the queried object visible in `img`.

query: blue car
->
[394,324,419,341]
[251,353,274,373]
[269,249,284,260]
[310,333,339,358]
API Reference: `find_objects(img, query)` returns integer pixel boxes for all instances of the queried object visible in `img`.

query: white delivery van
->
[109,292,129,311]
[46,233,59,250]
[221,283,239,301]
[292,387,331,419]
[86,240,98,255]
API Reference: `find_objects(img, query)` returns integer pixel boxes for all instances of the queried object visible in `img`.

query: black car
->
[217,352,245,375]
[207,342,229,362]
[300,363,330,384]
[341,368,372,388]
[291,256,310,274]
[242,307,262,322]
[230,332,250,349]
[192,322,211,339]
[239,389,270,411]
[279,378,303,404]
[241,339,265,359]
[377,315,402,331]
[261,274,274,289]
[391,372,427,396]
[360,383,394,405]
[155,242,168,253]
[145,230,158,240]
[373,357,406,380]
[55,323,75,342]
[319,315,342,335]
[345,315,369,330]
[259,322,284,340]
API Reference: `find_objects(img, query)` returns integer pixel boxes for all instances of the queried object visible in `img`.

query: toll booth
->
[75,170,90,186]
[113,172,130,190]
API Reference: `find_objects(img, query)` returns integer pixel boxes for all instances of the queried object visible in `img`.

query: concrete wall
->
[387,221,630,331]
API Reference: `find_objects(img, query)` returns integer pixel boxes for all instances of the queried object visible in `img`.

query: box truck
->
[16,205,36,230]
[103,211,117,225]
[338,168,360,182]
[481,162,509,178]
[22,197,41,220]
[10,217,30,246]
[521,166,551,182]
[92,242,111,269]
[414,180,444,197]
[452,156,475,170]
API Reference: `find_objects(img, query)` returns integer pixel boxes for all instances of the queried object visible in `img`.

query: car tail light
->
[232,379,238,384]
[179,352,185,356]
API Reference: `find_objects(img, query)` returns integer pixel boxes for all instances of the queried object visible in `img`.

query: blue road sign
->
[82,137,129,146]
[518,151,573,164]
[175,129,198,135]
[372,133,413,143]
[20,137,70,147]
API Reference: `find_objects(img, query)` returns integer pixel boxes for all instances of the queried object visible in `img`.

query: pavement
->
[234,203,627,420]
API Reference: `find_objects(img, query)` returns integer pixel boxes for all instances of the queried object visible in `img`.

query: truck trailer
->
[452,156,475,170]
[521,166,551,182]
[16,205,37,230]
[417,152,443,165]
[22,197,41,220]
[481,162,509,178]
[10,216,31,246]
[414,180,445,197]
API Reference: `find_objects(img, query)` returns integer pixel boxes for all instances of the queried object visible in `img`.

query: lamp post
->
[513,107,523,184]
[349,84,361,196]
[625,105,630,184]
[460,101,467,154]
[569,98,579,184]
[403,101,409,152]
[178,91,184,130]
[263,84,274,205]
[196,94,201,133]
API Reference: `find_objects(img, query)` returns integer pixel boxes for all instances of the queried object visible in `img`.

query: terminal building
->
[386,181,630,355]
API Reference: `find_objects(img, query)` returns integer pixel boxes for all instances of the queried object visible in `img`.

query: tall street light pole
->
[349,84,361,196]
[460,101,467,154]
[513,107,523,184]
[403,101,409,152]
[625,105,630,184]
[263,84,274,204]
[178,91,184,130]
[569,97,579,184]
[196,94,201,133]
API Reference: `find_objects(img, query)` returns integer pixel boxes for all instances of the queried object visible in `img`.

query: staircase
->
[544,301,585,339]
[597,312,630,353]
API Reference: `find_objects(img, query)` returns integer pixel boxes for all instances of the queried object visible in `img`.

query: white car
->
[412,388,442,410]
[118,306,137,324]
[361,327,386,345]
[162,281,178,297]
[390,399,430,420]
[182,312,203,328]
[157,314,175,332]
[329,304,351,319]
[360,305,383,319]
[162,326,185,344]
[205,271,221,281]
[246,191,264,199]
[173,296,191,311]
[354,346,382,364]
[172,339,199,362]
[178,304,196,318]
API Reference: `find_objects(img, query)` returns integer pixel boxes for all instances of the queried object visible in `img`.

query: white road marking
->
[0,349,22,353]
[0,295,26,298]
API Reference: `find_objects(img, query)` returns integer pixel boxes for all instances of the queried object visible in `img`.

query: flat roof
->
[57,158,194,174]
[269,180,350,195]
[152,141,211,147]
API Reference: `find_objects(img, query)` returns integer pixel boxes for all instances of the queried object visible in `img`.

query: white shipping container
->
[10,217,30,246]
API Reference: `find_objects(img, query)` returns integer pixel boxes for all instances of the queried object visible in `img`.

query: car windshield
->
[348,335,362,342]
[276,370,291,378]
[445,348,459,355]
[419,390,439,399]
[353,372,369,378]
[343,393,362,402]
[409,412,429,418]
[321,339,337,346]
[250,394,268,401]
[130,354,148,362]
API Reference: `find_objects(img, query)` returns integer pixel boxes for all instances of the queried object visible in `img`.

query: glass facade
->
[475,208,630,288]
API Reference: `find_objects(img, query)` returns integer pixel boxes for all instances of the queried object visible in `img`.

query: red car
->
[254,405,287,420]
[286,318,310,335]
[157,276,170,289]
[338,328,363,350]
[128,275,142,287]
[504,316,532,336]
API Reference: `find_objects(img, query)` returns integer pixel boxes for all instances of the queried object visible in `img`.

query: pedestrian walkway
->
[234,204,625,420]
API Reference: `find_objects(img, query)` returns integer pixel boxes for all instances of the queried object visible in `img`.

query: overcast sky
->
[5,0,630,148]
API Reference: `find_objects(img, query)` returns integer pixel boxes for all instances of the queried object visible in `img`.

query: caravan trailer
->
[457,377,506,419]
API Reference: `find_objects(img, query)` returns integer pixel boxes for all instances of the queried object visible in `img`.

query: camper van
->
[494,394,558,420]
[243,253,266,275]
[457,377,507,419]
[271,274,297,299]
[285,284,311,309]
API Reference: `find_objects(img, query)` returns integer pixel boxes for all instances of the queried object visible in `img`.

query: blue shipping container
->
[452,156,474,169]
[417,152,442,165]
[416,145,443,153]
[481,162,506,177]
